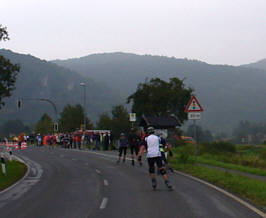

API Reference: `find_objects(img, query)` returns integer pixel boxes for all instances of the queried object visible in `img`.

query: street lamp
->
[80,82,86,130]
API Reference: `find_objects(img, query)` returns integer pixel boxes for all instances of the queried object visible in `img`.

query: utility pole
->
[80,83,86,130]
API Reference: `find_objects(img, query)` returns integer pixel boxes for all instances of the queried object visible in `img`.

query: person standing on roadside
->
[18,134,23,150]
[76,133,81,150]
[69,134,73,149]
[103,133,110,151]
[137,127,173,190]
[116,133,128,164]
[94,132,100,150]
[110,131,115,150]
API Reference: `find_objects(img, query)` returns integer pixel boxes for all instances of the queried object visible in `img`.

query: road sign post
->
[185,95,204,164]
[129,113,136,128]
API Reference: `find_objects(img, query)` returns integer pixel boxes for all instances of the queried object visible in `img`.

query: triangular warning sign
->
[185,96,204,112]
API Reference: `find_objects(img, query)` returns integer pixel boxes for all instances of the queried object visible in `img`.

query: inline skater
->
[128,128,142,166]
[137,127,173,190]
[116,133,128,164]
[158,134,174,173]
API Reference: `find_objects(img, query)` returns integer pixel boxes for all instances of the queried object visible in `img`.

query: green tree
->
[0,25,20,108]
[111,105,131,138]
[0,119,30,137]
[97,112,113,130]
[59,104,93,132]
[35,113,53,134]
[127,77,193,124]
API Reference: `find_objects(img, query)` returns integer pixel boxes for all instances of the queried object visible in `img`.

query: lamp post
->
[80,82,86,130]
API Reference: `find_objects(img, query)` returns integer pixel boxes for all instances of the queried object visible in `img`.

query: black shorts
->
[147,156,163,172]
[119,147,127,156]
[130,145,139,155]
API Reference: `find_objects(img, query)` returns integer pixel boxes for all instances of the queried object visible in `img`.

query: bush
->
[179,150,190,163]
[259,150,266,159]
[173,144,194,164]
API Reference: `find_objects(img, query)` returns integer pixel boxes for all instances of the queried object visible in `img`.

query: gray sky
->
[1,0,265,65]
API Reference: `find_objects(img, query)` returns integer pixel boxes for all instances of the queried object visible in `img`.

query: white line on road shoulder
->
[95,169,101,174]
[100,197,108,209]
[174,170,266,218]
[104,179,109,186]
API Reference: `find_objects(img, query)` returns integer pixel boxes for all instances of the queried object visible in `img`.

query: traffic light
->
[53,122,58,132]
[17,99,22,108]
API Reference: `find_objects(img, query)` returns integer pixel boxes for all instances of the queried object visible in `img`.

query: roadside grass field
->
[172,143,266,176]
[170,142,266,208]
[197,156,266,176]
[0,160,27,191]
[169,160,266,207]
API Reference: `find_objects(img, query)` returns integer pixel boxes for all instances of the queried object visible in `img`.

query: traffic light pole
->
[18,98,58,131]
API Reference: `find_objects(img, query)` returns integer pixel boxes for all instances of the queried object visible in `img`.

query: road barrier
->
[1,154,6,174]
[0,142,28,151]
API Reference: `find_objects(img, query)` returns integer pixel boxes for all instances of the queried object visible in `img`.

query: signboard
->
[185,96,204,112]
[188,112,201,120]
[129,113,136,122]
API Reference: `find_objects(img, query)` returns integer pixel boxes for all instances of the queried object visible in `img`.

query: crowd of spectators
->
[2,131,116,151]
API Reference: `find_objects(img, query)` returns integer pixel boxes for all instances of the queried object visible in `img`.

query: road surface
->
[0,147,264,218]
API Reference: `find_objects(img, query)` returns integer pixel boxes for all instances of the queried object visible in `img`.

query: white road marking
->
[95,169,101,174]
[72,158,76,161]
[85,150,266,217]
[99,197,108,209]
[87,150,133,161]
[104,179,109,186]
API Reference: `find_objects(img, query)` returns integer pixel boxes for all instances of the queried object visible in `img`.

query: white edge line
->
[99,197,108,209]
[95,169,101,174]
[87,150,133,161]
[0,155,30,194]
[104,179,109,186]
[174,170,266,218]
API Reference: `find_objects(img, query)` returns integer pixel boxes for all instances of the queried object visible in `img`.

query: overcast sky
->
[1,0,265,65]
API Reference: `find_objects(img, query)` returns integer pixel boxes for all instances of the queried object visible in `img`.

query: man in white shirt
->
[138,127,173,190]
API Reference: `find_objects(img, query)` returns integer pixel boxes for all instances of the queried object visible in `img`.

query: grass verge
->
[197,156,266,177]
[170,159,266,208]
[0,160,27,191]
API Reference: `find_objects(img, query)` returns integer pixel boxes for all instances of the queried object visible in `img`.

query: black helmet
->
[147,126,155,134]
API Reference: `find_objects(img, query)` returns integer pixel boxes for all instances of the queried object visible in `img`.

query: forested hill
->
[241,59,266,71]
[53,53,266,134]
[0,49,120,125]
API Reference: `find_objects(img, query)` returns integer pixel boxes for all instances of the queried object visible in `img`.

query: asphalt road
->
[0,146,264,218]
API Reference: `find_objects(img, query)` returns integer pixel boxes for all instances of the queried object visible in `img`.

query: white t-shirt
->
[145,134,161,158]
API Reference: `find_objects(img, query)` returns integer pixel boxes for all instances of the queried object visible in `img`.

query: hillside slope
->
[53,53,266,133]
[0,49,121,125]
[241,59,266,71]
